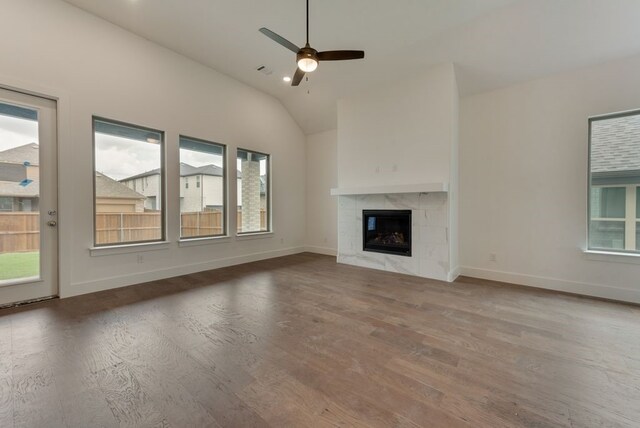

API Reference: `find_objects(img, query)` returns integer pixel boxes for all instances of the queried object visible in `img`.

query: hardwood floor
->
[1,253,639,427]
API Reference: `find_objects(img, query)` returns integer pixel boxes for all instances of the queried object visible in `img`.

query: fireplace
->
[363,210,412,256]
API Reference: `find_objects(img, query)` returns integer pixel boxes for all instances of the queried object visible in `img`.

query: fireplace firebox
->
[363,210,412,257]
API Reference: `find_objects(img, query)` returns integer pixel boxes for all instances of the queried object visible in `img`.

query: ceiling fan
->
[259,0,365,86]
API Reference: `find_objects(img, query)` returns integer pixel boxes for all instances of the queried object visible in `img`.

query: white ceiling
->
[62,0,640,135]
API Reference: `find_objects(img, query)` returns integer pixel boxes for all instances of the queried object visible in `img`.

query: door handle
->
[47,221,57,227]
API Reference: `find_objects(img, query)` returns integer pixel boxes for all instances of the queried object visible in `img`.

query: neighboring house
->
[591,115,640,186]
[0,143,40,212]
[0,180,39,212]
[0,144,145,213]
[0,142,39,181]
[179,163,225,212]
[119,168,162,211]
[120,162,251,212]
[95,173,145,213]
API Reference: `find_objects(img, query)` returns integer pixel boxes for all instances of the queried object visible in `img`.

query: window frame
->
[92,116,166,247]
[236,148,271,235]
[588,109,640,254]
[178,135,227,239]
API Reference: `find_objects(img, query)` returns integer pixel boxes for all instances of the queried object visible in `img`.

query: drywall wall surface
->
[337,63,456,188]
[306,129,338,255]
[460,54,640,303]
[0,0,306,297]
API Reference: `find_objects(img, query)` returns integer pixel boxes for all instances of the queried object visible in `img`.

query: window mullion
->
[625,185,636,250]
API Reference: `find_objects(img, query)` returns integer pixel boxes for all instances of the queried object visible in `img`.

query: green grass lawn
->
[0,252,39,281]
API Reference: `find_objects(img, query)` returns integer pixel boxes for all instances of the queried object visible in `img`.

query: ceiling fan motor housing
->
[297,46,318,63]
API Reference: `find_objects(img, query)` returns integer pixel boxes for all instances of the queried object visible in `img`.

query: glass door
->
[0,87,57,306]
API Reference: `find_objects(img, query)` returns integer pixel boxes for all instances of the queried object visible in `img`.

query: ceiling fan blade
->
[317,50,365,61]
[292,68,305,86]
[259,27,300,54]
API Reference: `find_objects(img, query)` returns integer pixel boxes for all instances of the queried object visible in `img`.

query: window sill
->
[90,241,171,257]
[582,249,640,265]
[179,236,231,247]
[236,231,273,241]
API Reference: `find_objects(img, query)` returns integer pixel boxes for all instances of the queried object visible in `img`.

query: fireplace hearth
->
[363,210,411,256]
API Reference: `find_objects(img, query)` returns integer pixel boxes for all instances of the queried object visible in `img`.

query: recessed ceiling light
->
[283,76,291,83]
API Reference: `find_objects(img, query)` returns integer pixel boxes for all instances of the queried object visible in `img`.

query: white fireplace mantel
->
[330,182,448,196]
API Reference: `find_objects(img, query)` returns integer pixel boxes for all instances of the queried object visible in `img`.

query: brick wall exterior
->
[241,160,261,231]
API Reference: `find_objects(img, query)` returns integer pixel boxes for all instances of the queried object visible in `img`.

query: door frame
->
[0,87,58,305]
[0,75,71,300]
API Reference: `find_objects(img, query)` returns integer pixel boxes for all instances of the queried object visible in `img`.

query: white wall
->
[0,0,306,298]
[337,63,457,188]
[305,129,337,255]
[460,54,640,303]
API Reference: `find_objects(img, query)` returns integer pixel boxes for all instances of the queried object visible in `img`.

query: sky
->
[0,115,38,152]
[95,133,162,180]
[95,133,228,181]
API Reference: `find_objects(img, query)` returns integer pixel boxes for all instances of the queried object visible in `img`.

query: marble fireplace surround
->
[334,187,451,282]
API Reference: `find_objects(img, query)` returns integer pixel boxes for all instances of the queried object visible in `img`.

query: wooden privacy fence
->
[95,210,267,244]
[0,212,40,253]
[181,211,223,237]
[182,210,267,237]
[96,212,162,245]
[1,210,268,250]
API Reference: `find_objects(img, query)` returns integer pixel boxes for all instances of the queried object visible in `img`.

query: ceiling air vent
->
[256,65,273,76]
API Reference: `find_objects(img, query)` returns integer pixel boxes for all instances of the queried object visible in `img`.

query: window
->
[237,149,269,233]
[589,110,640,252]
[179,136,226,238]
[93,118,164,246]
[0,197,12,211]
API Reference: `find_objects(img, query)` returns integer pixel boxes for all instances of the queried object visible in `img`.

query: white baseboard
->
[460,266,640,304]
[62,246,306,298]
[447,266,461,283]
[304,246,338,256]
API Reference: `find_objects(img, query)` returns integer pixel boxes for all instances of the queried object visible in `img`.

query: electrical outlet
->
[489,253,497,262]
[137,254,144,264]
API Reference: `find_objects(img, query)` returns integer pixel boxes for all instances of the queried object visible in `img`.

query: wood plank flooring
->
[1,252,639,427]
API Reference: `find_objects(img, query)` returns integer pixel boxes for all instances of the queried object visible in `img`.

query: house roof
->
[180,163,224,178]
[96,173,145,199]
[0,143,39,166]
[0,180,39,198]
[121,162,224,181]
[118,162,265,193]
[591,115,640,174]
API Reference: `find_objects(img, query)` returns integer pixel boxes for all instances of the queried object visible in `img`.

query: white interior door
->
[0,87,58,306]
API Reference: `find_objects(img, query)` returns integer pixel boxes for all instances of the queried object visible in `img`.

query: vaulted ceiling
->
[62,0,640,134]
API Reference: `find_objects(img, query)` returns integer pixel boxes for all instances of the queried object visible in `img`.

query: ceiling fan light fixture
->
[259,0,364,86]
[297,57,318,73]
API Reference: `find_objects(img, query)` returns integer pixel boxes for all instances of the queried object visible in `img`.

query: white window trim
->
[90,240,171,256]
[178,235,231,247]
